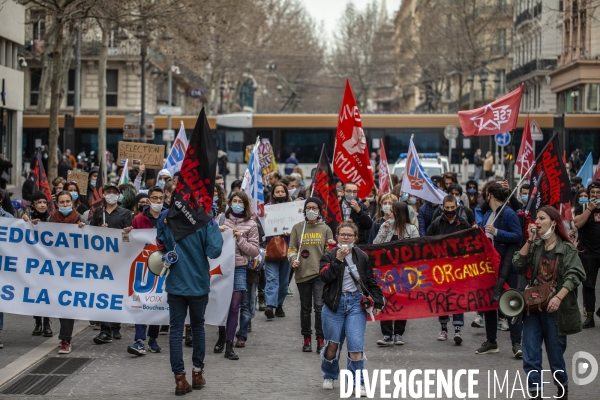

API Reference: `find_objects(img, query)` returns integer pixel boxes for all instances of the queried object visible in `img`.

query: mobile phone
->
[132,159,141,166]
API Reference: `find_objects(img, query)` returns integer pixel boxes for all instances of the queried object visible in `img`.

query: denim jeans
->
[168,293,209,375]
[522,311,568,394]
[296,276,325,337]
[236,282,257,340]
[380,320,406,336]
[321,292,367,386]
[265,260,291,308]
[100,322,121,336]
[474,166,482,182]
[439,314,464,326]
[134,324,160,341]
[581,253,600,312]
[484,268,522,344]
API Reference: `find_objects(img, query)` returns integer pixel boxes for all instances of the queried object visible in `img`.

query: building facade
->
[0,0,25,186]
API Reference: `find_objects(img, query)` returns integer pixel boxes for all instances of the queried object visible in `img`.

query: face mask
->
[467,188,477,195]
[381,205,391,214]
[90,180,96,187]
[337,242,354,249]
[345,194,354,203]
[43,155,48,159]
[59,206,72,216]
[231,203,245,214]
[305,210,319,220]
[540,223,555,240]
[521,195,529,204]
[157,180,166,189]
[213,196,219,203]
[401,193,409,202]
[455,197,461,204]
[70,191,79,201]
[288,188,297,195]
[274,196,287,203]
[444,210,456,219]
[579,197,589,205]
[104,194,119,205]
[150,203,163,212]
[408,197,417,205]
[118,194,124,203]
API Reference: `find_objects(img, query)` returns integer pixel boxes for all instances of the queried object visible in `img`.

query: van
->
[392,153,450,178]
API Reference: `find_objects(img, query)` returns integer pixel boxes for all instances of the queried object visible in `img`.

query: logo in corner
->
[128,242,165,296]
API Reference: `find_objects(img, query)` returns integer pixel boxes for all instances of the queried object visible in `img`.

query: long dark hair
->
[391,201,410,237]
[64,181,83,206]
[537,205,571,244]
[270,182,290,203]
[225,190,252,221]
[215,185,227,214]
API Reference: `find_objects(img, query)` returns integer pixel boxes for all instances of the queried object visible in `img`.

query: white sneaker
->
[498,318,509,331]
[355,385,367,397]
[323,379,334,390]
[471,315,484,328]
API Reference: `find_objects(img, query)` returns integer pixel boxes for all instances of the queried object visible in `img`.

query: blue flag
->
[400,138,447,204]
[241,141,265,224]
[577,152,594,188]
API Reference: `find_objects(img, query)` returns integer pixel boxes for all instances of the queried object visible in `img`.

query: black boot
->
[32,317,42,336]
[224,340,239,360]
[583,312,595,328]
[184,326,193,347]
[42,318,53,337]
[214,330,226,353]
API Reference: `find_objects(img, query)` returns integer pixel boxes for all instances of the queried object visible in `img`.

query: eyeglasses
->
[150,196,164,202]
[338,233,355,239]
[305,206,320,211]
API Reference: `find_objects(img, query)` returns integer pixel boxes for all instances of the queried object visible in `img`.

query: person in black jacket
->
[319,221,384,395]
[22,172,35,202]
[339,182,373,244]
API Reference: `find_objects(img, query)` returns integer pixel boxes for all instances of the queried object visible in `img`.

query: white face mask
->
[540,223,555,240]
[305,210,319,220]
[288,188,297,195]
[381,205,391,214]
[104,194,119,205]
[150,203,163,213]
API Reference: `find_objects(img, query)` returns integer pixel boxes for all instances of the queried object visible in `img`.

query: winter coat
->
[223,214,260,266]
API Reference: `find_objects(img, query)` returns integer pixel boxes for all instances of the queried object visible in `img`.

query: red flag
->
[87,159,104,221]
[313,144,342,234]
[333,79,375,198]
[33,151,54,214]
[516,115,535,176]
[459,84,524,137]
[593,158,600,182]
[378,139,391,193]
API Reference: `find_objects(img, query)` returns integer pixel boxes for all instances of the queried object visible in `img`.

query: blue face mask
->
[521,195,529,204]
[90,180,96,187]
[231,203,245,214]
[70,191,79,201]
[467,188,477,195]
[408,197,417,205]
[59,206,72,216]
[213,196,219,203]
[157,180,166,189]
[579,197,589,205]
[401,193,409,202]
[118,194,124,203]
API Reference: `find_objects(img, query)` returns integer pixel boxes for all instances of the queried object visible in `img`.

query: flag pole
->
[489,161,537,226]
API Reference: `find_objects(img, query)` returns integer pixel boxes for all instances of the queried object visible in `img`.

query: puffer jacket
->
[223,215,260,266]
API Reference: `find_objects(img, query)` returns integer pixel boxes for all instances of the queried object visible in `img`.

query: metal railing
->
[507,59,557,82]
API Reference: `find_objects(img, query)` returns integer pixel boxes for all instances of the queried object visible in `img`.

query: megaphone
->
[147,251,166,276]
[498,289,525,318]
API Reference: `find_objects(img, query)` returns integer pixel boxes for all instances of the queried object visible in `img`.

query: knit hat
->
[304,197,323,214]
[135,192,149,204]
[31,191,47,203]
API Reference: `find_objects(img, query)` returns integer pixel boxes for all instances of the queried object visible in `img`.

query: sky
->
[300,0,401,40]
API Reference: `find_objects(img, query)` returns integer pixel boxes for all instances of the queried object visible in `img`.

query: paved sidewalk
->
[2,283,600,399]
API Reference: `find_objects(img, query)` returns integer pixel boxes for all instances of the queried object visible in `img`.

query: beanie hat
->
[135,192,149,204]
[31,191,48,203]
[304,197,323,214]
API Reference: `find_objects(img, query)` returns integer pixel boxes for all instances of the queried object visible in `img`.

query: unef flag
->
[313,144,342,233]
[167,108,217,242]
[333,79,375,198]
[241,140,265,223]
[378,139,391,193]
[459,84,524,137]
[401,138,446,205]
[163,122,189,176]
[33,150,54,214]
[516,115,535,176]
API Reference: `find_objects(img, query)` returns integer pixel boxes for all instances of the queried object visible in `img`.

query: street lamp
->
[134,28,148,142]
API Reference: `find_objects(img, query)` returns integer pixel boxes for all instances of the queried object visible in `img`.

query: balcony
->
[507,59,558,83]
[515,9,531,26]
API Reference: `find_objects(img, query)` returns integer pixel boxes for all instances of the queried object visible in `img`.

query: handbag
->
[247,248,266,272]
[265,236,288,262]
[523,255,559,315]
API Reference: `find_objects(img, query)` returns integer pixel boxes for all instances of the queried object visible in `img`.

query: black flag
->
[312,144,342,234]
[33,150,54,214]
[167,108,217,242]
[88,159,105,221]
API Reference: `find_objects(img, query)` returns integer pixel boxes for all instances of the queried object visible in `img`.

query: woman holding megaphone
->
[512,205,585,399]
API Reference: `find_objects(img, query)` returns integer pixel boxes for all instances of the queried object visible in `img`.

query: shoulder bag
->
[265,236,288,262]
[523,255,559,315]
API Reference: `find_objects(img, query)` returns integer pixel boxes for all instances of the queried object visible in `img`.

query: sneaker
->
[58,340,72,354]
[376,335,394,346]
[148,338,161,353]
[316,337,325,353]
[302,337,312,352]
[93,322,101,330]
[475,341,499,354]
[471,315,484,328]
[512,342,522,358]
[355,385,367,397]
[112,331,122,340]
[275,306,285,317]
[498,318,509,331]
[159,325,169,335]
[323,379,334,390]
[287,288,293,297]
[265,306,275,319]
[437,331,448,341]
[453,332,462,345]
[394,334,404,345]
[235,337,246,348]
[93,332,113,344]
[257,297,267,311]
[127,340,146,356]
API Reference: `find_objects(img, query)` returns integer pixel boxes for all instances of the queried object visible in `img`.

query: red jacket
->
[132,209,158,229]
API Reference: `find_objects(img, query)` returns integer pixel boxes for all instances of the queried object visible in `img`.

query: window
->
[496,69,506,95]
[537,84,541,109]
[106,69,118,107]
[30,68,42,106]
[496,29,506,53]
[497,0,506,11]
[587,84,599,112]
[30,10,46,40]
[67,69,76,107]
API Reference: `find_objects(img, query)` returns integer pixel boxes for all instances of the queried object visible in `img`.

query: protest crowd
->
[0,84,597,400]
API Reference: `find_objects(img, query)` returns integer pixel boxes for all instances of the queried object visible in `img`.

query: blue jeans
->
[438,314,464,326]
[265,260,291,308]
[474,166,482,182]
[522,311,568,394]
[236,282,257,340]
[134,324,159,341]
[168,293,209,375]
[321,292,367,386]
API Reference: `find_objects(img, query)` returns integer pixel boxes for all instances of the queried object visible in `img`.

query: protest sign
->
[67,170,89,195]
[118,142,165,169]
[263,200,306,237]
[359,227,501,321]
[0,219,234,325]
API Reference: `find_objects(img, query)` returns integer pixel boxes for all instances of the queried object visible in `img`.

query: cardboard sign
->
[263,200,306,237]
[67,170,88,195]
[117,142,165,169]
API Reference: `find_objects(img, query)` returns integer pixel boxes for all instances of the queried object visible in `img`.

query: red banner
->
[459,84,523,137]
[378,139,390,193]
[33,151,54,214]
[313,144,342,234]
[516,115,534,176]
[359,228,500,321]
[333,79,375,198]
